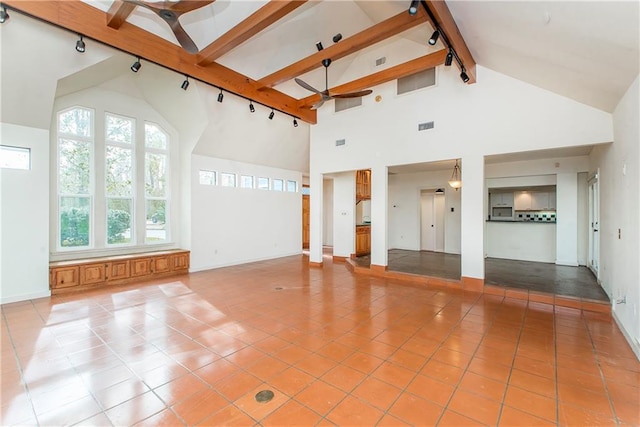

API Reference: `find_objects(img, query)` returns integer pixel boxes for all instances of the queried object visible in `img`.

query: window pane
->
[146,200,166,242]
[107,199,132,245]
[145,153,167,197]
[199,170,216,185]
[301,186,310,195]
[240,175,254,189]
[145,123,167,150]
[106,114,133,144]
[106,146,132,196]
[0,145,30,170]
[60,196,90,247]
[59,138,91,195]
[58,108,92,137]
[273,179,284,191]
[220,173,236,187]
[258,177,269,190]
[287,180,297,192]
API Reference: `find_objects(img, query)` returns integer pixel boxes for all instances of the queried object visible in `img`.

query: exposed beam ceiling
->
[257,7,431,89]
[106,0,136,29]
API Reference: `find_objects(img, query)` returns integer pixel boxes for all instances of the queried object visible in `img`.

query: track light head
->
[460,69,470,83]
[332,33,342,43]
[316,41,324,51]
[75,35,85,53]
[130,57,141,73]
[181,76,189,90]
[217,90,224,103]
[0,7,9,24]
[408,0,419,16]
[293,118,298,127]
[428,30,439,46]
[268,109,275,120]
[249,101,255,113]
[445,49,453,66]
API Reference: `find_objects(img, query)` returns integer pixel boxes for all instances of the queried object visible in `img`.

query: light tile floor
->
[1,255,638,426]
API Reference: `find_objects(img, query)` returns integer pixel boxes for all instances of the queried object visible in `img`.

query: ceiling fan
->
[295,59,373,110]
[123,0,214,53]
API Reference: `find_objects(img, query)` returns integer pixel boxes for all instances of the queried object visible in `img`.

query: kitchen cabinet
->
[514,191,556,211]
[531,192,549,210]
[490,192,514,208]
[355,226,371,256]
[514,191,532,210]
[355,169,371,201]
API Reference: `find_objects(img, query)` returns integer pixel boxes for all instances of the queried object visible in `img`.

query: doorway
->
[420,189,445,252]
[588,173,599,278]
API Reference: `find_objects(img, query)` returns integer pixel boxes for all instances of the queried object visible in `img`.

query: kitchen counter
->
[356,224,371,227]
[486,220,556,263]
[487,219,556,223]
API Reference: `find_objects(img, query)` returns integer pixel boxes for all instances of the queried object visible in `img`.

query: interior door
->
[421,192,436,251]
[302,186,310,249]
[588,174,599,276]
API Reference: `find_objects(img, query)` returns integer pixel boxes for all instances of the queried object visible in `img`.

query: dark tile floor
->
[354,249,609,302]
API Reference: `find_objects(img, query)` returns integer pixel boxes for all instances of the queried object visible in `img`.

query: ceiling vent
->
[335,139,346,146]
[375,57,386,67]
[335,97,362,112]
[397,67,436,95]
[418,121,434,131]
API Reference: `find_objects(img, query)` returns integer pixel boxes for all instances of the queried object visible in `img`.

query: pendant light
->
[448,159,462,190]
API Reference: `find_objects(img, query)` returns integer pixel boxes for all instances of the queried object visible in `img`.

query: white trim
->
[612,310,640,361]
[188,251,303,273]
[1,290,51,305]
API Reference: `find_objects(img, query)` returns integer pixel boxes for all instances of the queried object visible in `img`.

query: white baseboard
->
[1,289,51,305]
[612,310,640,361]
[555,259,579,267]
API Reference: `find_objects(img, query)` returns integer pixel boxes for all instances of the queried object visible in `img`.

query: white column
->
[309,172,324,264]
[556,172,579,266]
[370,165,388,268]
[460,154,485,281]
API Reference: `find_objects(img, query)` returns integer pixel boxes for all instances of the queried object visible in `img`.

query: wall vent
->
[375,57,386,67]
[397,67,436,95]
[418,121,435,131]
[335,97,362,112]
[335,139,346,146]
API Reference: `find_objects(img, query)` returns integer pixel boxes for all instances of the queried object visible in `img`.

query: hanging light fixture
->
[268,109,275,120]
[75,35,86,53]
[130,57,142,73]
[249,101,255,113]
[445,49,453,66]
[435,188,445,195]
[460,68,470,83]
[448,159,462,190]
[181,76,189,90]
[217,89,224,103]
[293,118,298,127]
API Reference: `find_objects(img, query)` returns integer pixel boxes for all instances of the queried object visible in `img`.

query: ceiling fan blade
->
[295,78,323,95]
[167,19,200,53]
[332,89,373,99]
[310,99,326,110]
[164,0,215,14]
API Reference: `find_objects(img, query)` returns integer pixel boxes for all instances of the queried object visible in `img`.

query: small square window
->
[199,170,216,185]
[0,145,30,170]
[240,175,254,189]
[272,179,284,191]
[301,186,310,195]
[258,177,270,190]
[287,180,297,192]
[220,172,236,187]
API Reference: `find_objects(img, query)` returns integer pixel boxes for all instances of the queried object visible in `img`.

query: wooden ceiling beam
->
[4,0,316,124]
[257,7,430,89]
[106,0,136,29]
[197,0,308,67]
[423,0,476,84]
[298,50,447,108]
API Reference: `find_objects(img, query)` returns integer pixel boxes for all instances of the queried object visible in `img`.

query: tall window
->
[58,107,93,248]
[145,123,169,243]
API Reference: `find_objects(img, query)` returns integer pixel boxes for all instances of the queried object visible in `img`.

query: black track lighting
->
[316,41,324,51]
[217,89,224,103]
[75,35,86,53]
[249,101,255,113]
[0,7,9,24]
[460,69,470,83]
[332,33,342,43]
[268,109,274,120]
[445,49,453,66]
[408,0,419,16]
[293,118,298,127]
[428,30,439,46]
[181,76,189,90]
[130,57,141,73]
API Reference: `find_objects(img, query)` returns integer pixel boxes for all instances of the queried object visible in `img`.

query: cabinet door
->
[51,266,79,289]
[153,255,171,273]
[107,260,130,281]
[131,258,152,277]
[171,253,189,271]
[531,192,549,210]
[548,191,556,210]
[514,191,532,210]
[79,263,106,286]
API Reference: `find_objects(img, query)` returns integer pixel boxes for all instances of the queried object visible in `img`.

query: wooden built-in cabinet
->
[49,250,190,294]
[355,169,371,201]
[355,226,371,256]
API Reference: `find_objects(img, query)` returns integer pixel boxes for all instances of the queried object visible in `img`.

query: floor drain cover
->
[255,389,274,403]
[274,287,283,291]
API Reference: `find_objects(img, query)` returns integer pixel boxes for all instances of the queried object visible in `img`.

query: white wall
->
[190,154,302,271]
[577,172,589,266]
[591,75,640,358]
[331,172,355,258]
[323,179,334,246]
[1,123,50,303]
[556,173,579,266]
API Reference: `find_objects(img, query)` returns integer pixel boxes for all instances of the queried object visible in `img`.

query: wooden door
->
[302,186,310,249]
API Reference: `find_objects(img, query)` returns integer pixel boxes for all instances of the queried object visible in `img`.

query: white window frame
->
[144,121,171,245]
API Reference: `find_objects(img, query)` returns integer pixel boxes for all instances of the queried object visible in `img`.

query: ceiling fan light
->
[293,118,298,127]
[268,109,274,120]
[460,69,470,83]
[0,7,9,24]
[428,30,439,46]
[445,49,453,66]
[408,0,419,16]
[249,101,255,113]
[131,57,141,73]
[75,35,85,53]
[217,90,224,103]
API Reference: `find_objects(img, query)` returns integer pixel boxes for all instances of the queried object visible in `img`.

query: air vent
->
[418,121,434,131]
[335,139,346,146]
[397,67,436,95]
[335,97,362,112]
[375,57,386,67]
